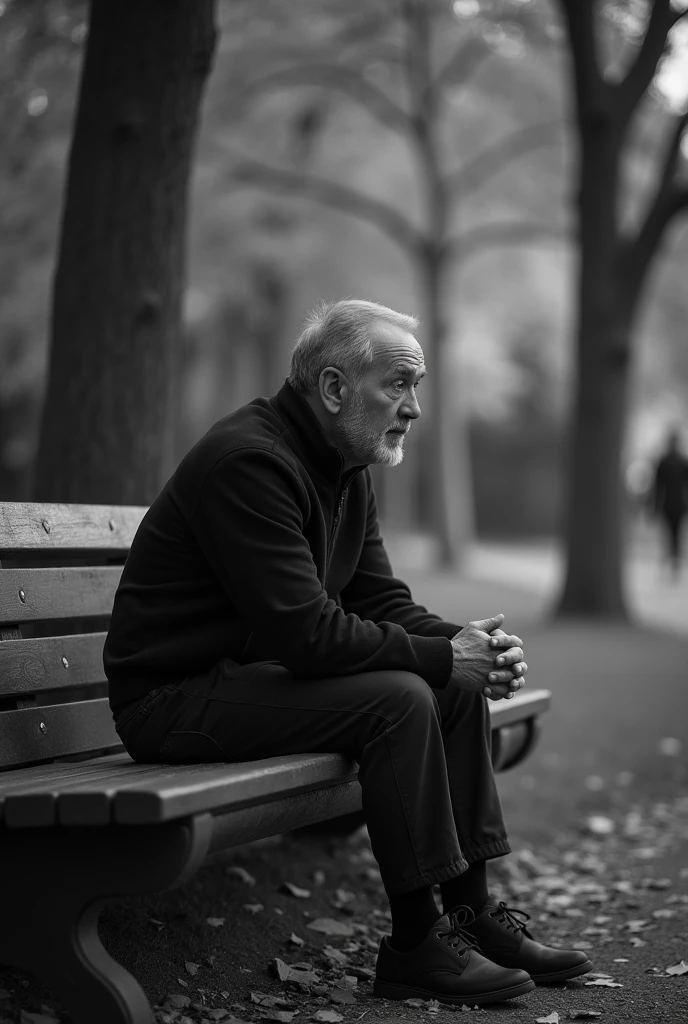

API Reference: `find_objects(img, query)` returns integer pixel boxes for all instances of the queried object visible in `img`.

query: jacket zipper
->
[327,487,348,557]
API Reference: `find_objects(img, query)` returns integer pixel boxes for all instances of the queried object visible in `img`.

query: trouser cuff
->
[460,837,511,863]
[384,855,470,896]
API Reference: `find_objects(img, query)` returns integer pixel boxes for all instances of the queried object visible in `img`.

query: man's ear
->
[318,366,350,415]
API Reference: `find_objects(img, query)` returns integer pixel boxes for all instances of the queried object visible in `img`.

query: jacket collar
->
[271,381,364,487]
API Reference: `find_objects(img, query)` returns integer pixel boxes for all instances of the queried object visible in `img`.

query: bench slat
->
[0,567,123,624]
[486,688,550,727]
[1,751,357,828]
[0,632,107,698]
[0,502,146,556]
[0,697,120,771]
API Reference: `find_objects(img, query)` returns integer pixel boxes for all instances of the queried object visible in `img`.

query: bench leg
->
[0,814,213,1024]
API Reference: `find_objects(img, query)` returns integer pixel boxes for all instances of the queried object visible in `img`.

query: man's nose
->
[400,389,421,419]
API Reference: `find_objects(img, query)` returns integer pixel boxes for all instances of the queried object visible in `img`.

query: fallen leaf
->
[164,995,192,1009]
[243,903,264,914]
[536,1013,560,1024]
[307,918,355,937]
[652,909,675,919]
[666,960,688,976]
[258,1012,297,1023]
[585,979,623,987]
[332,975,357,990]
[621,919,649,932]
[405,999,428,1008]
[206,917,225,927]
[312,870,327,885]
[347,965,375,981]
[629,936,647,947]
[282,882,312,899]
[289,933,305,946]
[613,958,629,963]
[322,946,349,966]
[273,957,320,987]
[185,962,201,976]
[568,1013,602,1020]
[274,908,284,916]
[227,866,256,885]
[328,988,355,1004]
[251,992,293,1008]
[312,1013,343,1023]
[176,978,189,988]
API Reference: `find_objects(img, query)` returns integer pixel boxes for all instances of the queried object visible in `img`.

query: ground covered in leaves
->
[1,794,687,1024]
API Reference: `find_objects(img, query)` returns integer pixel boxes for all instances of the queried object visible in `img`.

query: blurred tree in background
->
[555,0,688,616]
[218,0,565,566]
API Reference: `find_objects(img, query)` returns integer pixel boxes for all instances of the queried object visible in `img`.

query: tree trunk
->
[33,0,217,504]
[418,249,474,568]
[557,125,632,617]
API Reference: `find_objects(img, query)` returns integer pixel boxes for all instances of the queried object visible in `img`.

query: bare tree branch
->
[617,0,686,119]
[225,156,425,260]
[442,120,562,199]
[430,33,490,99]
[445,220,571,263]
[625,112,688,280]
[224,63,413,137]
[557,0,608,119]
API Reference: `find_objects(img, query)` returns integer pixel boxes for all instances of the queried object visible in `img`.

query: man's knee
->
[367,669,437,719]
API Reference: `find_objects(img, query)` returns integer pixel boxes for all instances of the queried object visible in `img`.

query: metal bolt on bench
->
[0,500,551,1024]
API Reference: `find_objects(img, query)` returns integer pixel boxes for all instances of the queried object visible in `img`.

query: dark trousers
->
[113,662,510,895]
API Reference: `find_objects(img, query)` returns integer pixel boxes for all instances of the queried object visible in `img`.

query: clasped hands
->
[450,613,528,701]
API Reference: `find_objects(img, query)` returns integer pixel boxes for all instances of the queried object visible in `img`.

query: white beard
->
[331,391,406,467]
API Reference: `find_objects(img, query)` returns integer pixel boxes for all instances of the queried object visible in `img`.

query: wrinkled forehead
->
[368,322,425,373]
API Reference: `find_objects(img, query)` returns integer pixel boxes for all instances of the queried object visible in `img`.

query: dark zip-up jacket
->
[104,381,461,714]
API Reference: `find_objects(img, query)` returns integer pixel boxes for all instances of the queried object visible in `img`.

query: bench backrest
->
[0,502,147,771]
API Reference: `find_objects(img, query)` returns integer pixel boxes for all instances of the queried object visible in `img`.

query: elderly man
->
[105,299,591,1007]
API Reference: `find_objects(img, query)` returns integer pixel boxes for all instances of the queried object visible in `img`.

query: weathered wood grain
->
[0,503,147,555]
[0,567,123,624]
[0,696,120,771]
[0,632,107,696]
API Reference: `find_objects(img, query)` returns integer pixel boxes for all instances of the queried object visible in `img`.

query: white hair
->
[287,299,420,394]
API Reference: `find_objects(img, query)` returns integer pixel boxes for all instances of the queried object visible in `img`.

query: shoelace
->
[436,906,481,955]
[489,900,533,938]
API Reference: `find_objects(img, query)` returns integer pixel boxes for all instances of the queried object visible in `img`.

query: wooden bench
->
[0,501,551,1024]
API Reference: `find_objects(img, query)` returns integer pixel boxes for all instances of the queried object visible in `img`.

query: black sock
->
[440,860,488,916]
[388,885,441,952]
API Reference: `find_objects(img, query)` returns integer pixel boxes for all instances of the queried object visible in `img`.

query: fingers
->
[470,613,505,633]
[483,683,511,700]
[491,633,523,649]
[494,645,524,668]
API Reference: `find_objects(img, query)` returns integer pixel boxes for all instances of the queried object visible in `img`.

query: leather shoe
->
[374,906,535,1006]
[465,897,593,984]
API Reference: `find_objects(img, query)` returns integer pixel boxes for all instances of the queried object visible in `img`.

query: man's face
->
[332,323,425,468]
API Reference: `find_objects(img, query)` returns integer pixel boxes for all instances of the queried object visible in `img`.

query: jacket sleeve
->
[189,448,454,688]
[339,472,464,666]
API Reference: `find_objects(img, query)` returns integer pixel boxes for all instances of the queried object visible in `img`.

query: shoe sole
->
[373,977,536,1006]
[530,959,594,985]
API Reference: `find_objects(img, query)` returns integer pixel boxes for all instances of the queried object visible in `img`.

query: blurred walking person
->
[652,428,688,579]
